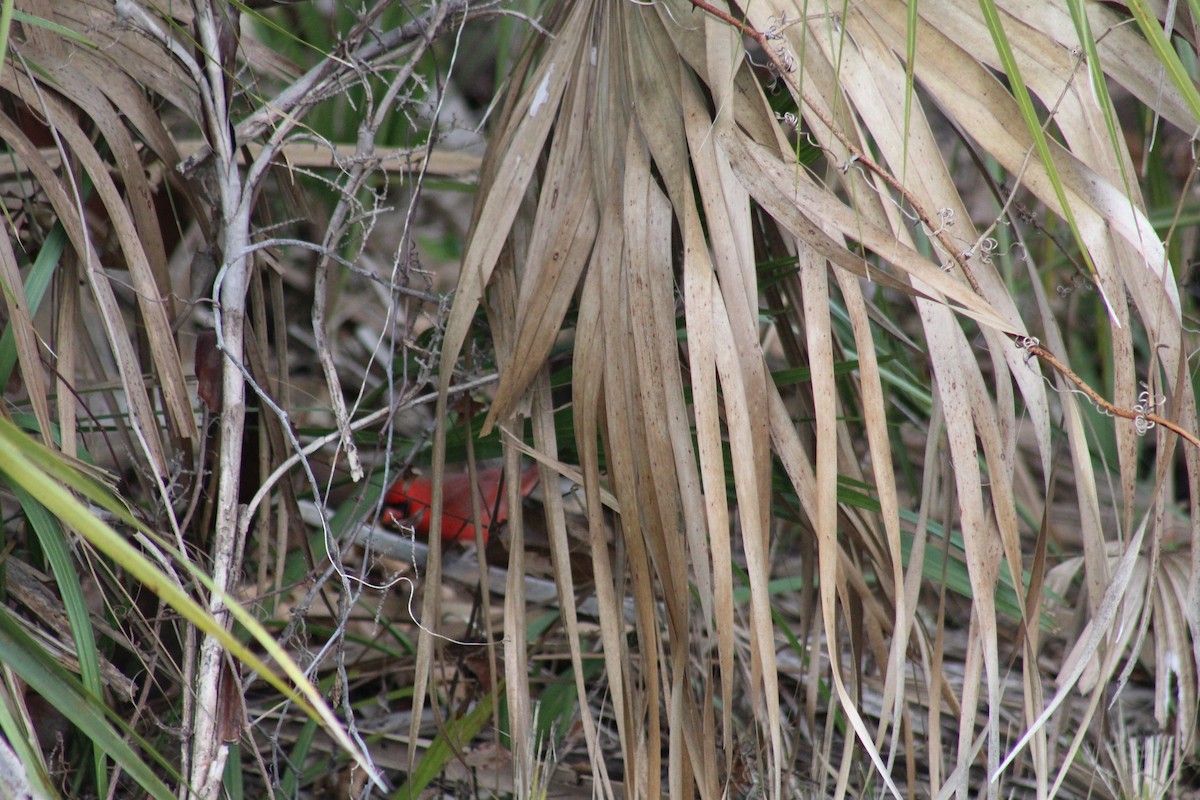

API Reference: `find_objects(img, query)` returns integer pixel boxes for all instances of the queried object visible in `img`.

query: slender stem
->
[1021,339,1200,448]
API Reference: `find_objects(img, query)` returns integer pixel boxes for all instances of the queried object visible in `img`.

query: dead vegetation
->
[0,1,1197,798]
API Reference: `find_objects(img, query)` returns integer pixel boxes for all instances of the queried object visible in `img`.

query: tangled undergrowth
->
[0,1,1197,798]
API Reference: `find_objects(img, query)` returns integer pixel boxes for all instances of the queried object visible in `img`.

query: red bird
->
[381,463,540,544]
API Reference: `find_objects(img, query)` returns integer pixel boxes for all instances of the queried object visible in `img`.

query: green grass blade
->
[0,417,384,788]
[0,224,67,388]
[0,605,173,800]
[13,486,108,798]
[0,679,59,799]
[1124,0,1200,121]
[391,687,497,799]
[1062,0,1135,200]
[974,0,1118,322]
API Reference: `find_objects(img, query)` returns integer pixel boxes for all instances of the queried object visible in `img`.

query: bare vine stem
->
[1018,340,1200,448]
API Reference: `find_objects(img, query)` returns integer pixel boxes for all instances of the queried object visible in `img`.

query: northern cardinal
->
[381,463,541,544]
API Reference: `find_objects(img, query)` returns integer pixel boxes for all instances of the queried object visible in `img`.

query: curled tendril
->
[1139,385,1166,411]
[776,111,799,130]
[965,236,1016,267]
[921,207,955,237]
[1132,384,1167,435]
[1017,335,1041,364]
[799,130,823,150]
[1056,273,1095,298]
[977,237,998,264]
[765,12,790,39]
[1134,414,1156,435]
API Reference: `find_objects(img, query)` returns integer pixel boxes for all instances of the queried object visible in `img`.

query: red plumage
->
[381,463,540,543]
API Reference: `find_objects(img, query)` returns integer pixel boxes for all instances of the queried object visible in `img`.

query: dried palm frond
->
[421,1,1199,798]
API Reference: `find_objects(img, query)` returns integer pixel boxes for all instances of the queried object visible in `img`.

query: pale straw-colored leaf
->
[721,131,1014,333]
[50,0,201,118]
[518,386,620,799]
[484,41,599,432]
[615,119,676,795]
[680,85,735,776]
[35,65,198,446]
[413,4,590,772]
[812,5,1054,480]
[651,29,781,787]
[0,101,169,478]
[433,0,1197,796]
[574,195,639,792]
[831,265,914,748]
[1001,512,1151,782]
[853,0,1194,641]
[802,11,1042,732]
[0,225,52,442]
[796,233,906,800]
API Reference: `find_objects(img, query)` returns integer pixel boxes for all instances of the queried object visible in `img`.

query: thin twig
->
[177,0,488,175]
